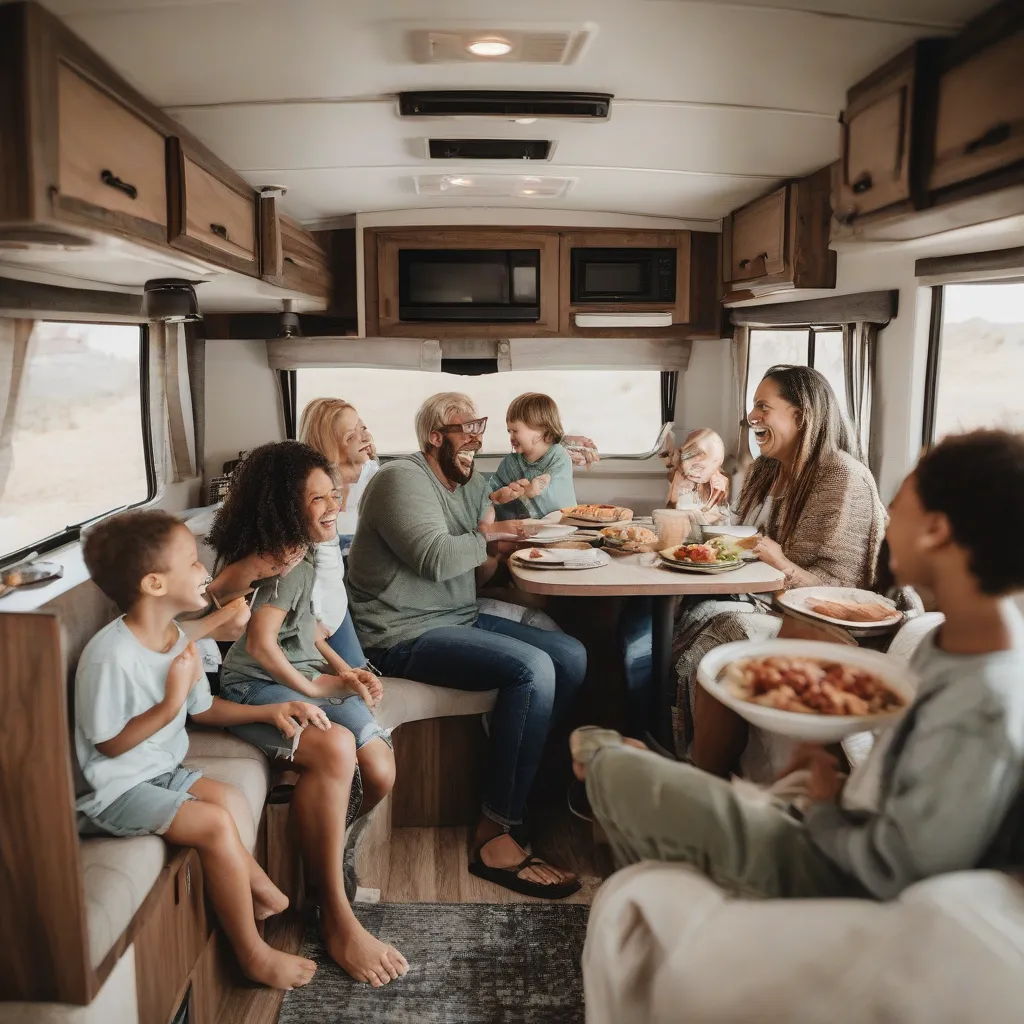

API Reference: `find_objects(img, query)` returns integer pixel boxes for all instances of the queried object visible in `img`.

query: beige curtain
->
[843,322,877,471]
[161,322,198,482]
[0,318,35,502]
[728,326,755,495]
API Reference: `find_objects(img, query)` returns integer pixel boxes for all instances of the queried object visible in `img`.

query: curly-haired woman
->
[207,441,407,987]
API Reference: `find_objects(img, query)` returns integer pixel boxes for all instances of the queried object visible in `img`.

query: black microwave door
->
[571,248,676,304]
[398,249,540,322]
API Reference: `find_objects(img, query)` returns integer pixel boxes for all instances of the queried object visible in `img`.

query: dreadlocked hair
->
[736,364,859,548]
[207,441,335,568]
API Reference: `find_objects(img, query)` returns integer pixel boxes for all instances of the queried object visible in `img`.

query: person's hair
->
[83,509,183,612]
[915,429,1024,596]
[506,392,565,445]
[299,397,357,468]
[736,364,857,547]
[207,441,335,567]
[414,392,477,453]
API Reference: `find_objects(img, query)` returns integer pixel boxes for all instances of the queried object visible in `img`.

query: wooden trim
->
[915,245,1024,281]
[363,226,380,335]
[729,289,898,327]
[0,277,144,321]
[0,611,93,1004]
[0,5,32,222]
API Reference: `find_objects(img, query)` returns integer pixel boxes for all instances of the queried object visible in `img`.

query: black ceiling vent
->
[400,91,612,120]
[428,138,552,160]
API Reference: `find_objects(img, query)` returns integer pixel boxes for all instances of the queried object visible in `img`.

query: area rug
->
[278,902,589,1024]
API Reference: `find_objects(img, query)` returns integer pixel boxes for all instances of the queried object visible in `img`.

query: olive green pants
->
[586,746,866,899]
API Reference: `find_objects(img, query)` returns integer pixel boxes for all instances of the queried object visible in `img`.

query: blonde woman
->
[298,399,379,670]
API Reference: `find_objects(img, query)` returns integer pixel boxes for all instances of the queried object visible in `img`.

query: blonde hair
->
[506,392,564,444]
[414,392,477,453]
[299,397,357,468]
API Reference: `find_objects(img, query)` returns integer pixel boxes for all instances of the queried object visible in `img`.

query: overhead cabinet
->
[260,198,331,303]
[722,167,836,300]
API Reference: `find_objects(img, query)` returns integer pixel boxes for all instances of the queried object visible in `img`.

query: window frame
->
[921,286,945,449]
[0,322,157,569]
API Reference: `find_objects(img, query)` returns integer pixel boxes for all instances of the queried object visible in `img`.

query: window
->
[295,368,665,455]
[924,282,1024,444]
[0,322,152,561]
[745,326,850,456]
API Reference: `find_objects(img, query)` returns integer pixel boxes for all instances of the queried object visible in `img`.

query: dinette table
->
[509,553,786,749]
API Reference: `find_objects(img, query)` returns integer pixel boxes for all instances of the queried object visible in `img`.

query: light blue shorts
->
[78,766,202,838]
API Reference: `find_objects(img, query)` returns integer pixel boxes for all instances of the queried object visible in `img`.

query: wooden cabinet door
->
[56,62,168,242]
[168,139,258,275]
[260,200,331,303]
[728,187,787,284]
[930,28,1024,193]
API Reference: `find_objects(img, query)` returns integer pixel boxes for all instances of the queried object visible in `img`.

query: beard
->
[439,437,479,486]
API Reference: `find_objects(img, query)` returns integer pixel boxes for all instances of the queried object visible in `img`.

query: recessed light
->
[467,36,513,57]
[514,117,538,125]
[521,189,537,195]
[447,177,473,187]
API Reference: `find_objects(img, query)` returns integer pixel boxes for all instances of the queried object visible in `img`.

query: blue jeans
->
[620,597,654,738]
[367,614,587,826]
[327,610,367,668]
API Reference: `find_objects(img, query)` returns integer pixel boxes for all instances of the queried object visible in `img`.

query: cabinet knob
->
[965,122,1011,155]
[100,169,138,200]
[851,173,873,195]
[738,258,750,269]
[210,223,229,240]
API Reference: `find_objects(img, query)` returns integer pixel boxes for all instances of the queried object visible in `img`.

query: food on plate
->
[562,504,633,522]
[669,542,741,565]
[703,534,759,561]
[527,548,545,560]
[807,598,899,623]
[723,655,905,717]
[2,570,23,587]
[600,525,658,544]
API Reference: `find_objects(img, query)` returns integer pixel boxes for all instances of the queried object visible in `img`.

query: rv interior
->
[1,0,1023,1021]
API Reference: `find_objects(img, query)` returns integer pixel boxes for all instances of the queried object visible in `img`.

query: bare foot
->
[478,833,576,887]
[239,943,317,990]
[252,879,290,921]
[323,908,409,987]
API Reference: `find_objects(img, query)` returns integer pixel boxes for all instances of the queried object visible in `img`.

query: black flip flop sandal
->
[469,838,581,900]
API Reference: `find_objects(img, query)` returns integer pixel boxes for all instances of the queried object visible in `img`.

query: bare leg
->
[289,727,409,987]
[163,800,316,990]
[691,684,748,778]
[472,816,578,887]
[354,737,396,815]
[189,777,289,920]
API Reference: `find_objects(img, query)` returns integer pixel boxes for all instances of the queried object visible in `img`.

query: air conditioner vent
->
[399,91,612,120]
[427,139,553,161]
[411,27,595,65]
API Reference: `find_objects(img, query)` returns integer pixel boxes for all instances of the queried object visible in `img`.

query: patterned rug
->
[278,902,589,1024]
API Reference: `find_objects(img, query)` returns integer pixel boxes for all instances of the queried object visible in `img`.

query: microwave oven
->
[398,249,540,322]
[570,247,677,304]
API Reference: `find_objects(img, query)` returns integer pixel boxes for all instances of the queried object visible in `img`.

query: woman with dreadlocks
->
[206,441,408,988]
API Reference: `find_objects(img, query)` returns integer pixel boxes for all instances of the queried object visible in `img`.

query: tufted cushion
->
[375,677,497,731]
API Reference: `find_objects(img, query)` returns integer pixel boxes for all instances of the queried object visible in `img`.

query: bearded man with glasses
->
[346,391,587,899]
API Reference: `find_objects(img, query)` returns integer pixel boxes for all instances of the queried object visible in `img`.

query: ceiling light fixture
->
[514,118,538,125]
[467,36,513,57]
[447,177,473,187]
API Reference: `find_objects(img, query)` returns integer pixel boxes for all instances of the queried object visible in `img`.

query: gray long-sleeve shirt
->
[806,606,1024,899]
[346,453,489,650]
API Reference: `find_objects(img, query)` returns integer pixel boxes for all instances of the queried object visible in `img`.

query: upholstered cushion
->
[376,677,497,731]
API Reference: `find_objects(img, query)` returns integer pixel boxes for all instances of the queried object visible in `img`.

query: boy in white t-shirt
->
[77,510,331,991]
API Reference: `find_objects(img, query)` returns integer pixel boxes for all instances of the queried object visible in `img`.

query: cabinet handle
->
[100,169,138,200]
[965,122,1011,155]
[210,223,229,240]
[851,173,873,194]
[738,252,769,270]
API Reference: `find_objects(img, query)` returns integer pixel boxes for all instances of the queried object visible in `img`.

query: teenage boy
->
[575,429,1024,900]
[76,510,332,990]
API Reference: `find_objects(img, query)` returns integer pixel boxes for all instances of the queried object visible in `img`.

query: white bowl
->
[522,521,577,539]
[702,524,758,538]
[697,639,917,743]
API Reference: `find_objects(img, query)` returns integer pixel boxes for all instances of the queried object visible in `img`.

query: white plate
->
[522,521,578,540]
[702,525,758,538]
[777,587,903,630]
[658,548,745,574]
[697,639,916,742]
[511,548,611,570]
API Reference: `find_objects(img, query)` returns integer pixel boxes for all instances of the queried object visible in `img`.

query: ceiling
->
[40,0,995,225]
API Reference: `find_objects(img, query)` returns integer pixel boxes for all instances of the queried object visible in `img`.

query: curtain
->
[267,337,441,372]
[508,337,691,371]
[0,318,35,503]
[162,322,198,482]
[844,322,877,470]
[279,369,298,439]
[729,326,755,492]
[661,370,679,425]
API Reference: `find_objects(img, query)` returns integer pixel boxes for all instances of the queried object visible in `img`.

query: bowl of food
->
[600,524,659,553]
[697,639,916,742]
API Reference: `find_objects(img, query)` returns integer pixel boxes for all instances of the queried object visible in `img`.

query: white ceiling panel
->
[169,100,838,179]
[253,165,774,223]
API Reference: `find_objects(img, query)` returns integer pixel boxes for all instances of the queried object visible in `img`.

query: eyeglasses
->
[437,416,488,436]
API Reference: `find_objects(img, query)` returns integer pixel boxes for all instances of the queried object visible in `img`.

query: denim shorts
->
[78,766,202,838]
[221,678,391,751]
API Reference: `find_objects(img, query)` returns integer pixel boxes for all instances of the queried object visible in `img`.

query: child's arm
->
[314,629,382,707]
[245,604,339,698]
[94,644,200,758]
[179,595,251,642]
[190,695,331,735]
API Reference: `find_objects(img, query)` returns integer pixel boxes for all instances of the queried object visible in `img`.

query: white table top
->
[509,553,786,598]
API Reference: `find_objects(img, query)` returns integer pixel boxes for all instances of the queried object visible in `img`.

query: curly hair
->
[83,509,182,612]
[916,429,1024,596]
[207,441,335,568]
